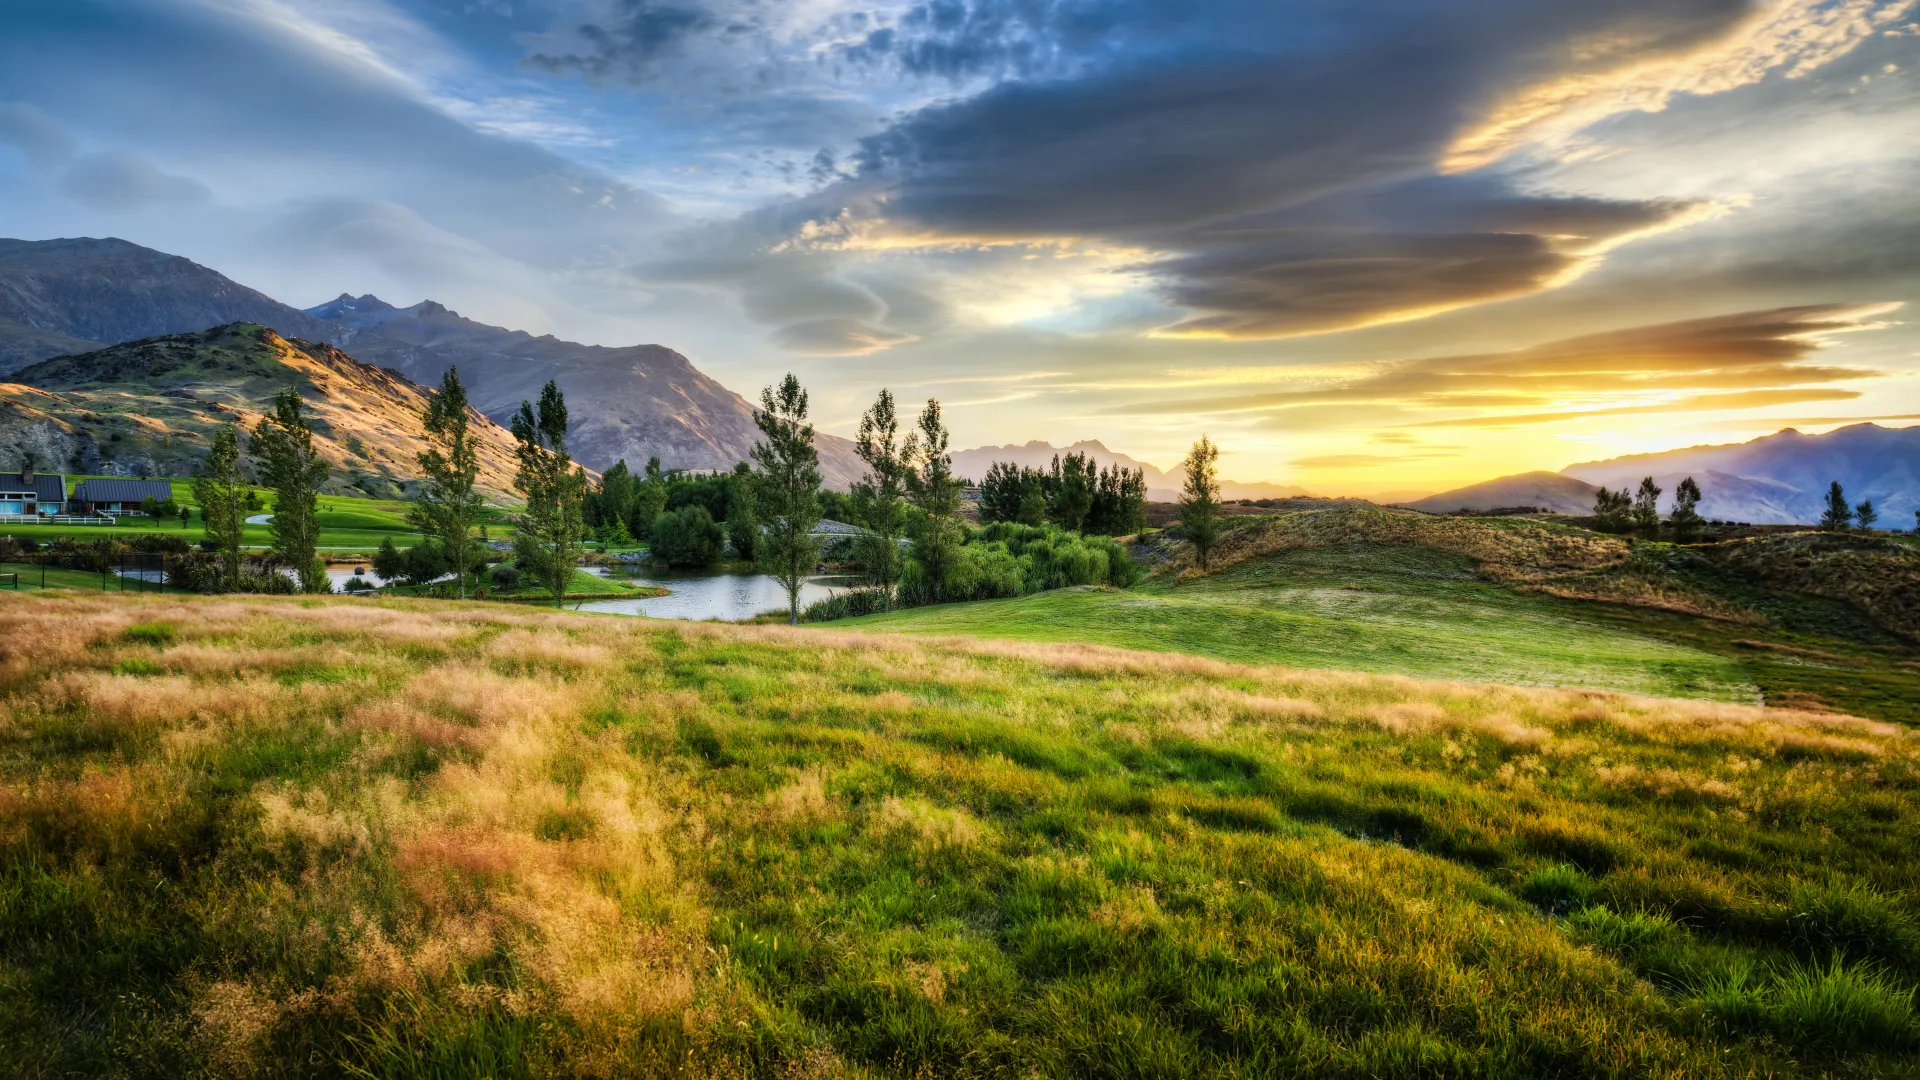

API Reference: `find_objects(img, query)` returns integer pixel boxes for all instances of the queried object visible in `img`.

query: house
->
[70,478,175,516]
[0,471,66,516]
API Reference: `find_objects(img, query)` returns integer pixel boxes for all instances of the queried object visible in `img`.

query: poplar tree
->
[510,381,588,607]
[1179,435,1223,570]
[905,398,965,600]
[411,367,485,598]
[852,389,910,589]
[253,388,329,592]
[192,424,246,591]
[751,373,822,624]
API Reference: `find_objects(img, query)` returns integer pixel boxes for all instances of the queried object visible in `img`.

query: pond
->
[574,567,859,621]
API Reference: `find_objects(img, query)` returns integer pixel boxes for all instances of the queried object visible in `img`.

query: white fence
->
[0,513,116,525]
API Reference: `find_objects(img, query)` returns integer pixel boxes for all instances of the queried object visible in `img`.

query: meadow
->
[1,592,1915,1077]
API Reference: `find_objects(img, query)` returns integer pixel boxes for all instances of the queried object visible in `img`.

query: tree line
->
[1591,475,1904,540]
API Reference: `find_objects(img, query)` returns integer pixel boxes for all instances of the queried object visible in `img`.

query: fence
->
[0,551,183,593]
[0,514,115,525]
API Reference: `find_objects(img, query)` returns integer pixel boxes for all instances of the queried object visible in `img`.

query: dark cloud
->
[522,0,718,83]
[1102,304,1895,420]
[58,151,210,212]
[833,0,1855,337]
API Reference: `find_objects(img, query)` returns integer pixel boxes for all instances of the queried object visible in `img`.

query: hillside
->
[0,237,335,369]
[2,592,1916,1076]
[0,238,871,486]
[950,439,1309,502]
[1394,470,1599,515]
[1,323,522,497]
[1563,423,1920,524]
[854,507,1920,723]
[307,293,870,487]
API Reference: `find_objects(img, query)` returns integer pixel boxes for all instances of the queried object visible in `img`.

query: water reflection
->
[575,567,857,621]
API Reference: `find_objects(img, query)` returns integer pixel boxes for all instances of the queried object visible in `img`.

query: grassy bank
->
[1,593,1916,1076]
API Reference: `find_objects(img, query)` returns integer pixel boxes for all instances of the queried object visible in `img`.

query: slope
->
[1394,470,1599,515]
[308,293,870,487]
[0,237,335,370]
[2,323,523,497]
[2,593,1915,1077]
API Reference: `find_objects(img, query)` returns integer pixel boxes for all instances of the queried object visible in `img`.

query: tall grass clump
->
[0,591,1916,1077]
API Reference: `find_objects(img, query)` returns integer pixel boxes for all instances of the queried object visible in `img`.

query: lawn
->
[375,568,659,602]
[848,543,1759,703]
[0,477,516,553]
[0,592,1914,1077]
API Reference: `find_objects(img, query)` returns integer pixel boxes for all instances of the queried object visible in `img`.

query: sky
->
[2,0,1918,495]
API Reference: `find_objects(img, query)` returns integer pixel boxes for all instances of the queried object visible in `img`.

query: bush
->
[651,505,724,568]
[895,523,1138,608]
[803,586,895,622]
[490,564,522,589]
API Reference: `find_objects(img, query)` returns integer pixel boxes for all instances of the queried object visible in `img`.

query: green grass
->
[0,592,1915,1077]
[377,568,650,601]
[849,543,1759,702]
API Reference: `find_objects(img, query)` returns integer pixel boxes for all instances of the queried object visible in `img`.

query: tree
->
[372,535,405,583]
[593,459,635,533]
[1631,476,1662,537]
[1855,498,1878,532]
[1821,481,1853,531]
[410,367,487,598]
[178,504,191,529]
[750,374,823,624]
[905,398,966,601]
[1179,435,1223,570]
[651,505,725,568]
[1592,486,1632,533]
[629,456,668,541]
[192,424,246,590]
[1668,476,1704,543]
[852,389,911,589]
[510,380,588,607]
[253,388,331,592]
[726,464,759,563]
[1087,463,1147,536]
[1047,453,1094,532]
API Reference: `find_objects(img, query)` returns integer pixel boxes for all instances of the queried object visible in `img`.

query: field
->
[849,512,1920,725]
[1,593,1916,1077]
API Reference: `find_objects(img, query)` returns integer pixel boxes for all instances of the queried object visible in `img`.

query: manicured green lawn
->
[849,544,1756,701]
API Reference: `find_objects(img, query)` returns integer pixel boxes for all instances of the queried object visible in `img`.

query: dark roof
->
[0,473,65,501]
[72,478,174,503]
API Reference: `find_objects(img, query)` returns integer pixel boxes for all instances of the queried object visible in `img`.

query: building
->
[0,472,66,515]
[69,478,176,516]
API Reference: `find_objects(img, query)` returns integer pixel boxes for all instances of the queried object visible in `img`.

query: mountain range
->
[947,440,1311,503]
[0,237,867,487]
[1402,424,1920,526]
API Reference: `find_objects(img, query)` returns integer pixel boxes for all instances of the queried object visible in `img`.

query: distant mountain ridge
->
[0,323,523,497]
[0,238,866,487]
[1401,424,1919,525]
[949,439,1309,502]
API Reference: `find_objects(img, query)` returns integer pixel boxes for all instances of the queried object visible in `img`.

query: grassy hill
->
[1,323,524,498]
[0,592,1914,1076]
[849,508,1920,724]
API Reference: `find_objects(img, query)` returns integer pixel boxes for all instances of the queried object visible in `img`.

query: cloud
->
[1291,451,1463,469]
[1102,303,1899,423]
[0,102,75,167]
[58,151,211,212]
[772,317,917,355]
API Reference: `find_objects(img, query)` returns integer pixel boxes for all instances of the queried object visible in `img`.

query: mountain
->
[0,237,335,367]
[300,293,868,488]
[0,238,867,487]
[1393,471,1600,515]
[949,439,1310,502]
[1,323,522,498]
[1563,424,1920,525]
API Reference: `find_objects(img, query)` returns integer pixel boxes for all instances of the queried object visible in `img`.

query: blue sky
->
[2,0,1918,493]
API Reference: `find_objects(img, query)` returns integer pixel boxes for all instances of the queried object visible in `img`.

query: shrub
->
[651,505,724,568]
[804,586,895,622]
[490,564,522,589]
